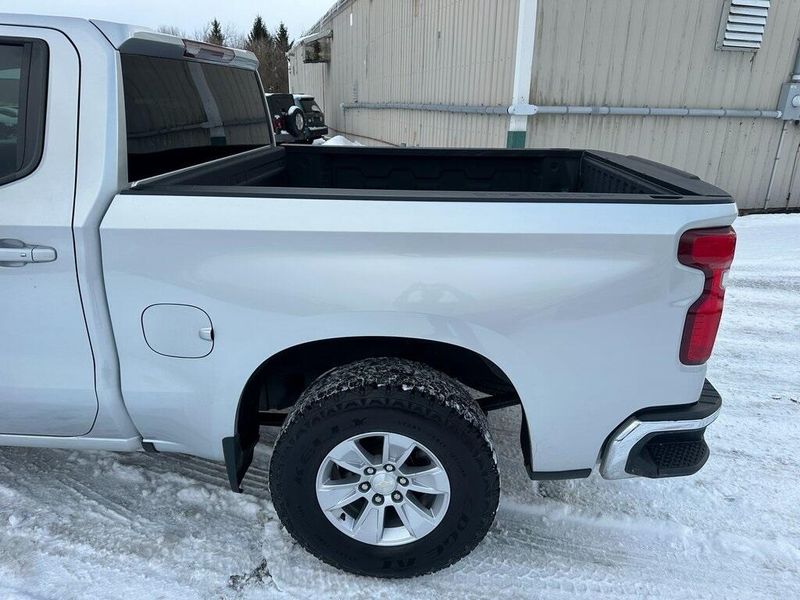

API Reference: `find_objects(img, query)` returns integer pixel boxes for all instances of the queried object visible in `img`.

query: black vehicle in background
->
[294,95,328,142]
[265,93,328,144]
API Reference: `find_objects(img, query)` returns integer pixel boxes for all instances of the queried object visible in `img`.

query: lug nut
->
[359,482,370,492]
[397,476,408,486]
[364,467,376,475]
[384,464,395,472]
[391,491,403,502]
[372,494,384,505]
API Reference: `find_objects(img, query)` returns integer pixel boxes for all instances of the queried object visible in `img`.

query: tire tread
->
[269,357,499,577]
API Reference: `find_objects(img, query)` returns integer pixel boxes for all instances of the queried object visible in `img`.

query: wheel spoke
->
[327,439,374,474]
[395,502,424,537]
[397,496,436,538]
[317,482,360,511]
[382,433,416,466]
[352,505,385,544]
[406,466,449,495]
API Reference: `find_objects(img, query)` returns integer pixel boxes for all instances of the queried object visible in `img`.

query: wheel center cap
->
[371,471,397,494]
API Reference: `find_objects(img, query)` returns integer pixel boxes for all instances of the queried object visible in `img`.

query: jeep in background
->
[293,94,327,142]
[266,92,327,144]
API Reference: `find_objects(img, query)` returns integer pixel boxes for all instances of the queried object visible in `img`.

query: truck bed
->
[128,146,732,204]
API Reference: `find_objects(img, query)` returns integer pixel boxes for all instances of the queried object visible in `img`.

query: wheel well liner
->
[242,336,516,411]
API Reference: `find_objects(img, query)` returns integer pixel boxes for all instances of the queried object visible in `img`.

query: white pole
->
[507,0,538,147]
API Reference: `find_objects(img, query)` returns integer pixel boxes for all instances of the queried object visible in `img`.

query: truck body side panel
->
[100,195,736,469]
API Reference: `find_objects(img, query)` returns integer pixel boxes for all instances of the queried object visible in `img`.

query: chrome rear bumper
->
[600,380,722,480]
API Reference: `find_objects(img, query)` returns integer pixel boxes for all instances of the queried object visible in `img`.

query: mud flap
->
[222,434,257,493]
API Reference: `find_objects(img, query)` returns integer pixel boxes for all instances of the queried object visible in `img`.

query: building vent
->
[716,0,770,51]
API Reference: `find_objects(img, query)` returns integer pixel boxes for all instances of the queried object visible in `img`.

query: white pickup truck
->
[0,15,737,577]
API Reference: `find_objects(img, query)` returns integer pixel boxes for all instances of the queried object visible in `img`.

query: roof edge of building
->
[302,0,355,39]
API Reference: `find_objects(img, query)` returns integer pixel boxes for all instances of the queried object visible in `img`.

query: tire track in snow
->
[132,455,272,498]
[48,472,141,525]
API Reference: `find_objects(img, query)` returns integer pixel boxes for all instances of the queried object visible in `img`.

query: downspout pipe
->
[793,37,800,82]
[507,0,538,148]
[764,37,800,208]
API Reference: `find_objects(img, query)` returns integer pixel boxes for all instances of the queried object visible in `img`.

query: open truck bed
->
[128,145,731,204]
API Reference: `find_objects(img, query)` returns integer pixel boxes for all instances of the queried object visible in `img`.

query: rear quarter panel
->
[100,194,736,469]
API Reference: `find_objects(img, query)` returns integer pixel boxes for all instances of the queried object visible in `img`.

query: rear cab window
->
[121,53,271,181]
[0,38,48,186]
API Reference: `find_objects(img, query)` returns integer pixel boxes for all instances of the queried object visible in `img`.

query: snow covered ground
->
[1,214,798,599]
[312,134,364,146]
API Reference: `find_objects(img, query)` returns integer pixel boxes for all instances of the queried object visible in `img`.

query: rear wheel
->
[269,357,499,577]
[286,106,305,137]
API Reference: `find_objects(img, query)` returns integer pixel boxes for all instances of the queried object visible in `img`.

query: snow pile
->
[0,214,798,599]
[312,134,364,146]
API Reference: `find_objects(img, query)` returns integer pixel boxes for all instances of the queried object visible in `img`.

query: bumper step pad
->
[625,430,710,478]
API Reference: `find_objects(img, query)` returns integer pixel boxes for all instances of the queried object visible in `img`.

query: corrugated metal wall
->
[289,0,519,147]
[289,0,800,211]
[529,0,800,211]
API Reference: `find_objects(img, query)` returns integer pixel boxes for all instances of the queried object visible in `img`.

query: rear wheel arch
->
[226,336,524,492]
[238,335,518,410]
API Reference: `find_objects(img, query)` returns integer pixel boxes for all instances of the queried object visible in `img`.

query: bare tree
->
[223,23,247,49]
[157,25,186,37]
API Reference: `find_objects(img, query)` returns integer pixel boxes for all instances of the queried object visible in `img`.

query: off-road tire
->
[269,357,500,578]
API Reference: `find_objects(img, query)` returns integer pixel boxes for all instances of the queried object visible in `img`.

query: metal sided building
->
[288,0,800,212]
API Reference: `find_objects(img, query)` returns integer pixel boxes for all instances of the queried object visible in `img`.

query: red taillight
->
[678,227,737,365]
[273,115,285,131]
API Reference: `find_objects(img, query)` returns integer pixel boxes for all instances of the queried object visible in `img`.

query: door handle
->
[0,239,57,267]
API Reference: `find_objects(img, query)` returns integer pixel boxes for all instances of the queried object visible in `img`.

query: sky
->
[3,0,331,41]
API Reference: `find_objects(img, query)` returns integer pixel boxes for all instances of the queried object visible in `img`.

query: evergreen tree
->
[207,19,224,45]
[275,22,290,54]
[248,15,271,45]
[182,15,292,93]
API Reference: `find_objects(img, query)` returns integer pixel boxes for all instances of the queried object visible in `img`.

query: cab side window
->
[0,39,48,186]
